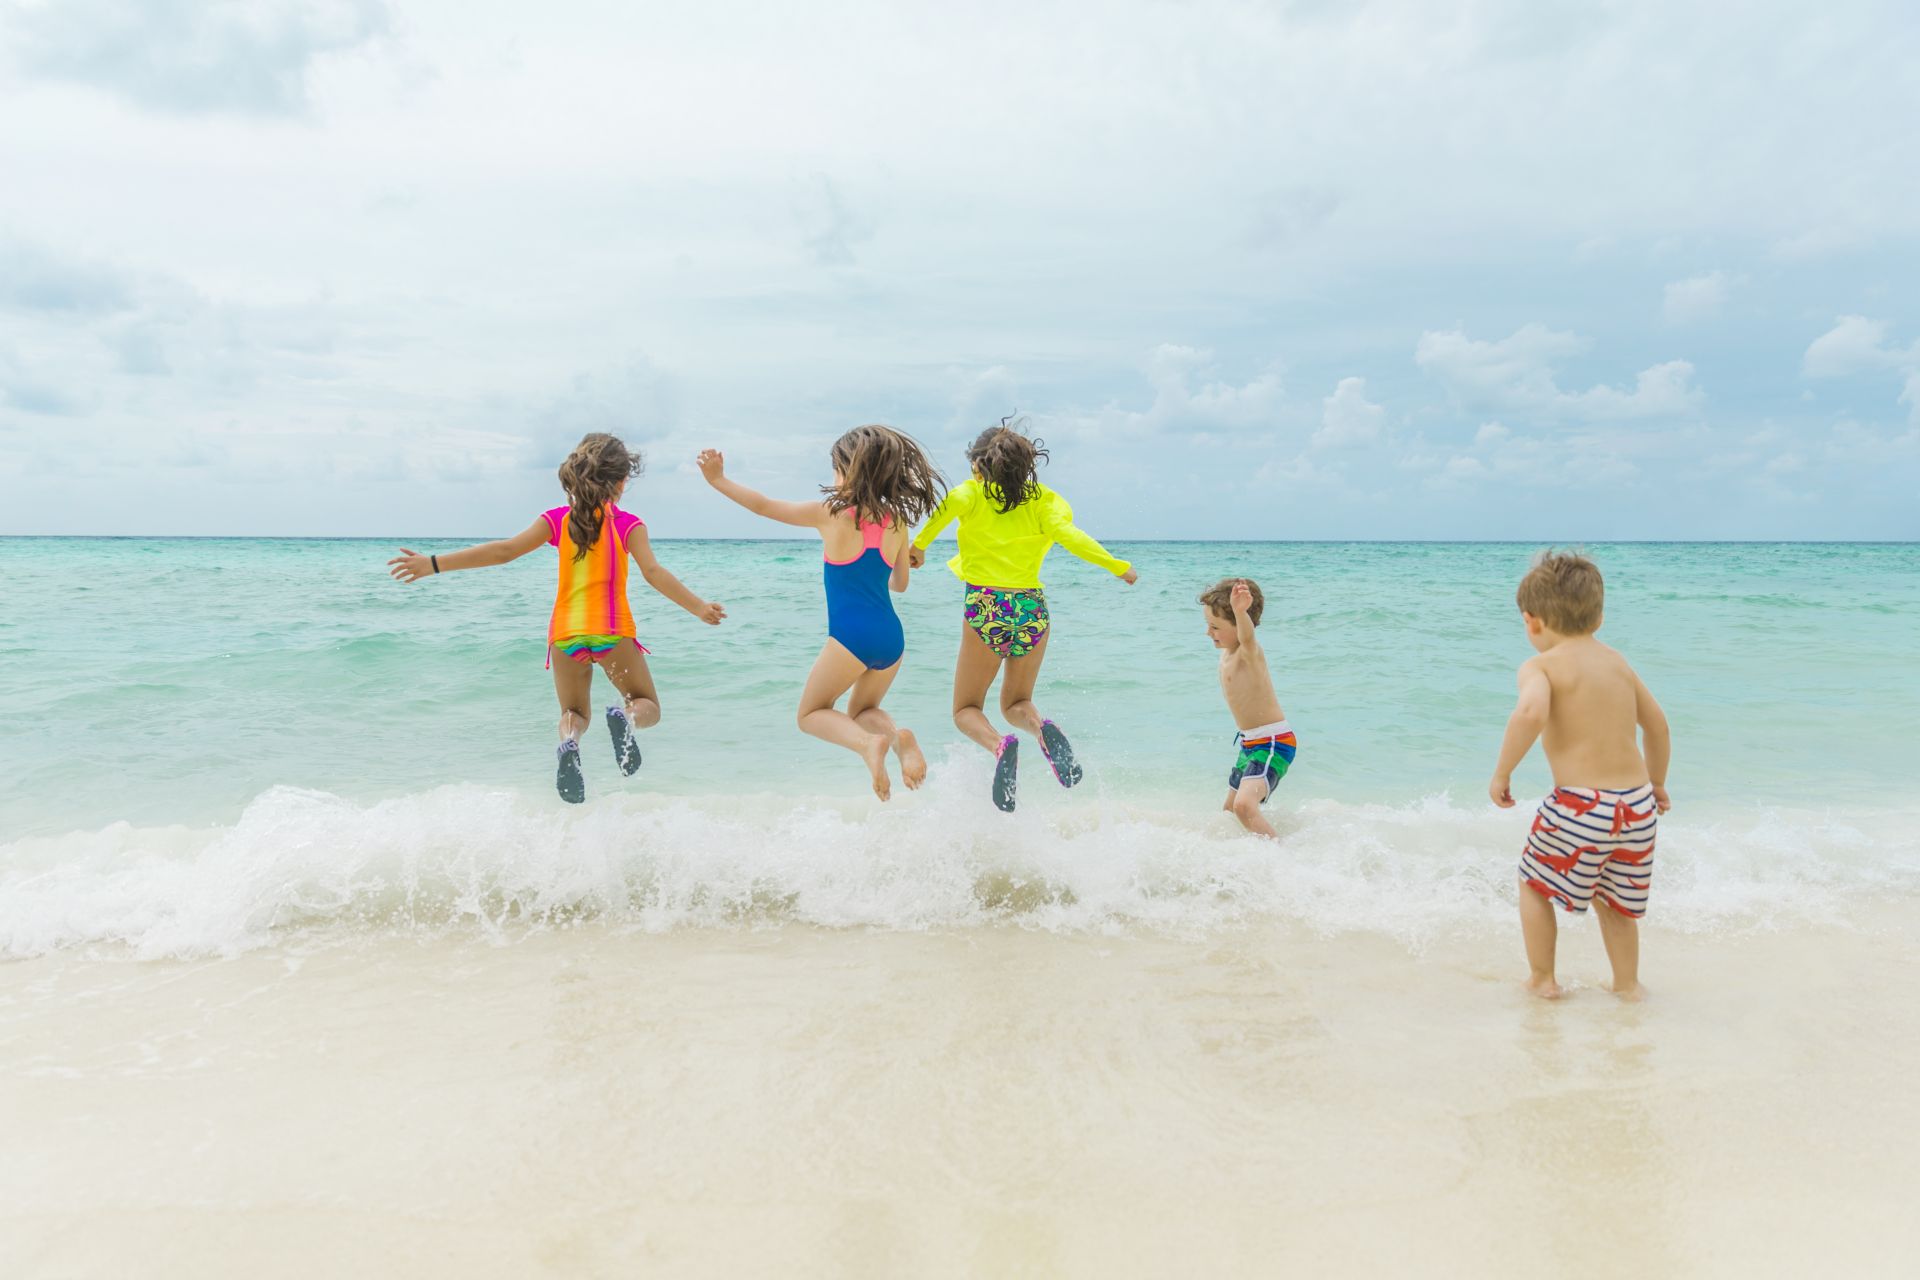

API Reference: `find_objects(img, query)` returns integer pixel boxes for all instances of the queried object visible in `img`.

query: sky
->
[1,0,1917,540]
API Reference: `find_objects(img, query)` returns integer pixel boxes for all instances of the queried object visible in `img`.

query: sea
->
[2,538,1917,1276]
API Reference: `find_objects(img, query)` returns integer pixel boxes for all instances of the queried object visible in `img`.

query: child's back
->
[1530,637,1653,790]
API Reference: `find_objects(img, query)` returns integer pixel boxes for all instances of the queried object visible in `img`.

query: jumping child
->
[908,423,1137,811]
[388,432,725,804]
[1201,578,1297,839]
[1490,551,1672,1001]
[696,426,944,800]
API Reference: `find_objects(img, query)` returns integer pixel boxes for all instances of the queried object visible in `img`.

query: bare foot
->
[894,728,927,790]
[1523,975,1563,1000]
[861,733,893,801]
[1605,981,1647,1003]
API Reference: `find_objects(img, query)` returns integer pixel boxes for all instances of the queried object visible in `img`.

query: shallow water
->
[2,539,1917,955]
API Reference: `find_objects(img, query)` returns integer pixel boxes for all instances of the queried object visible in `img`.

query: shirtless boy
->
[1201,578,1297,839]
[1490,552,1673,1001]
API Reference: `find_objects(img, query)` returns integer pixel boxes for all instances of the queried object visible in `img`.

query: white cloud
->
[4,0,391,117]
[1312,376,1384,448]
[1802,316,1909,377]
[1042,345,1283,444]
[1415,324,1702,422]
[1804,316,1920,426]
[1662,271,1735,324]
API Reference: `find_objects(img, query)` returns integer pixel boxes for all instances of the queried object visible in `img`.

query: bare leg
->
[550,647,593,742]
[951,620,1007,754]
[1228,779,1279,839]
[1595,902,1645,1001]
[999,627,1051,737]
[849,660,924,790]
[599,639,662,728]
[798,641,894,800]
[1518,879,1562,998]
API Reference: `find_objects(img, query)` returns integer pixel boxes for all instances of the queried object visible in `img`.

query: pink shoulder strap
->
[861,516,889,549]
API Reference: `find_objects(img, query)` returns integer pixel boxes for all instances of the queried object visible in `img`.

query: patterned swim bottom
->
[963,585,1051,658]
[552,634,650,665]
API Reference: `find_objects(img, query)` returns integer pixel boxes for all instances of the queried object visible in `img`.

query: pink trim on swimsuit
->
[824,515,893,566]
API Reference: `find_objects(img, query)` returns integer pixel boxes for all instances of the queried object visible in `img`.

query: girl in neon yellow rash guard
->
[909,421,1138,811]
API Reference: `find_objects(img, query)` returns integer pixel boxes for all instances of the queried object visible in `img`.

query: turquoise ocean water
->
[2,539,1916,954]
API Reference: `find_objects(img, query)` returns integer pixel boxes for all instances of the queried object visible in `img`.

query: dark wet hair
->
[966,420,1049,513]
[822,425,946,527]
[557,433,643,560]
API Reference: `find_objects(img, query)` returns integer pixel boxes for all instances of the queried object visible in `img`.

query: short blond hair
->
[1516,550,1604,635]
[1199,578,1263,625]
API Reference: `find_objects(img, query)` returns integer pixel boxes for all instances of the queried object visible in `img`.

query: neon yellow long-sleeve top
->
[911,480,1130,588]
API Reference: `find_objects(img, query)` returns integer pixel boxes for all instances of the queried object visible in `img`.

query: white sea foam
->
[5,756,1914,959]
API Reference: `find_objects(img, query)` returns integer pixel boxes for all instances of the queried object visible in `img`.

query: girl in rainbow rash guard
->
[909,422,1138,812]
[388,433,726,804]
[698,426,946,802]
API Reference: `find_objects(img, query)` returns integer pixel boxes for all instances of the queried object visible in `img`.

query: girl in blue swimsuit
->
[698,427,946,800]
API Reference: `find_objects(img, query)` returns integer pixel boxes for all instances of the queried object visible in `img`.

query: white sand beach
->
[5,911,1916,1278]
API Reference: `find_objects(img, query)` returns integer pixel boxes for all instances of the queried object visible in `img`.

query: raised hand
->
[696,449,726,484]
[1230,579,1252,613]
[388,549,432,583]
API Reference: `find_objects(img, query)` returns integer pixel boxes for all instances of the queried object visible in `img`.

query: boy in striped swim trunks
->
[1201,578,1297,839]
[1489,552,1674,1002]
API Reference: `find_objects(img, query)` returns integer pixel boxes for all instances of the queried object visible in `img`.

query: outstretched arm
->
[1634,673,1672,811]
[1489,659,1552,807]
[697,449,826,528]
[388,517,549,583]
[1038,491,1135,582]
[908,487,966,568]
[628,524,726,625]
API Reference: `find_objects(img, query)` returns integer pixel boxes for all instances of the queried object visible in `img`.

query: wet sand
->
[3,913,1917,1278]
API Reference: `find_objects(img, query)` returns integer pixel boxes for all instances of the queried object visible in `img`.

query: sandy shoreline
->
[4,914,1917,1278]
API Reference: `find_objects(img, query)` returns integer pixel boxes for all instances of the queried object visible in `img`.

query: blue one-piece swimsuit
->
[824,518,904,669]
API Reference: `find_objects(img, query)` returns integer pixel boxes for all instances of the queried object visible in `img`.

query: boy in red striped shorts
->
[1489,552,1673,1001]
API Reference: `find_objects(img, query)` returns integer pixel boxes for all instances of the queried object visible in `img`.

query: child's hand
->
[1489,775,1515,808]
[387,549,432,583]
[1652,783,1672,813]
[908,545,926,569]
[1121,567,1139,585]
[1230,579,1252,613]
[696,600,726,626]
[696,449,726,484]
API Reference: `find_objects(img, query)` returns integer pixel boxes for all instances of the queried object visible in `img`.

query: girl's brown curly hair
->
[557,433,643,560]
[966,419,1049,513]
[821,425,947,528]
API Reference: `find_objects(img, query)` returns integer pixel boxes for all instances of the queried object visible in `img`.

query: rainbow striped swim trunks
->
[1519,784,1658,918]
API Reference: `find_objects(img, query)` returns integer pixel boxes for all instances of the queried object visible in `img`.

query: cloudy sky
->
[1,0,1916,538]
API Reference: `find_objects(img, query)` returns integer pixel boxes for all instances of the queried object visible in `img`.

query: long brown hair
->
[967,420,1048,513]
[556,433,643,560]
[821,425,946,527]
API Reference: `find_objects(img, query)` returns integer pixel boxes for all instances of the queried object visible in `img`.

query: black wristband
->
[430,554,440,574]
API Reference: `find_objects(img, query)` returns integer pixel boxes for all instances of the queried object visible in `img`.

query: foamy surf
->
[5,763,1914,959]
